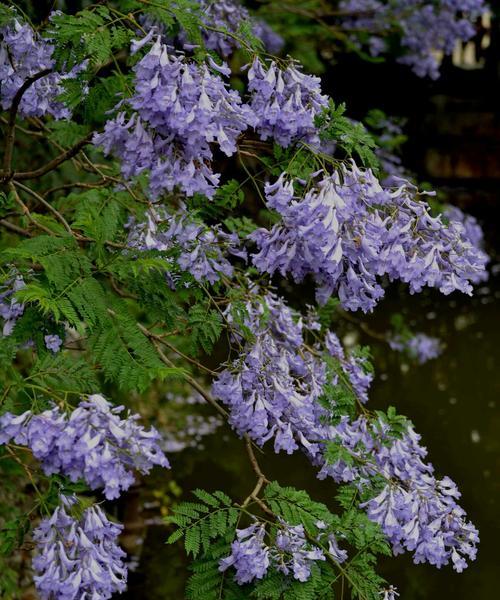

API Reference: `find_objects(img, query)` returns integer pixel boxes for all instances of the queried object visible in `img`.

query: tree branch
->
[10,133,94,181]
[1,69,52,180]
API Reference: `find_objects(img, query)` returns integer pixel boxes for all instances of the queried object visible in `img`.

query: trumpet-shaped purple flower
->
[249,165,488,311]
[188,0,284,57]
[443,205,489,282]
[273,519,326,581]
[0,19,77,119]
[33,496,127,600]
[221,518,339,586]
[0,394,169,499]
[246,57,329,148]
[126,205,245,284]
[219,523,270,584]
[94,37,252,199]
[212,291,328,457]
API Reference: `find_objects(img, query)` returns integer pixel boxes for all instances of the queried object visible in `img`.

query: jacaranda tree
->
[0,1,490,599]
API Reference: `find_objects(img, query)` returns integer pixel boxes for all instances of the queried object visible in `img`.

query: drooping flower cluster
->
[126,205,245,284]
[318,416,479,572]
[212,289,374,456]
[338,0,486,78]
[246,58,329,148]
[212,290,328,457]
[443,204,489,282]
[0,19,75,119]
[249,165,488,311]
[389,332,442,364]
[0,394,170,499]
[188,0,283,57]
[0,274,25,336]
[220,519,344,584]
[94,37,252,199]
[33,495,127,600]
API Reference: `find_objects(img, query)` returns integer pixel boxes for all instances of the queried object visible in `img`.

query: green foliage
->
[374,406,410,440]
[165,489,239,559]
[264,482,334,531]
[316,101,379,170]
[187,303,223,355]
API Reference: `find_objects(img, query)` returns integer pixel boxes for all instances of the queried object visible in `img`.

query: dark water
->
[121,261,500,600]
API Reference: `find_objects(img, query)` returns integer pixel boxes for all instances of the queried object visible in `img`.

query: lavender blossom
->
[246,57,329,148]
[33,495,127,599]
[94,37,252,199]
[0,19,77,119]
[188,0,284,57]
[325,332,373,403]
[443,205,489,282]
[221,518,337,586]
[126,205,245,284]
[212,291,328,458]
[249,165,488,311]
[219,523,270,584]
[44,334,63,353]
[272,519,326,581]
[0,394,170,499]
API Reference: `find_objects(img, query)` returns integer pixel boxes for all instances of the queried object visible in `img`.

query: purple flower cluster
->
[339,0,486,78]
[0,394,170,499]
[443,204,489,282]
[44,334,63,353]
[220,519,344,584]
[33,495,127,600]
[94,37,252,199]
[0,19,74,119]
[0,275,25,336]
[389,332,442,364]
[212,291,328,457]
[189,0,284,57]
[318,416,479,572]
[126,205,245,284]
[246,58,329,148]
[272,519,326,581]
[249,165,488,311]
[219,523,270,584]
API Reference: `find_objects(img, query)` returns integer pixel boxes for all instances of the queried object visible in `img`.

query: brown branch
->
[2,69,52,180]
[11,133,94,181]
[8,182,55,236]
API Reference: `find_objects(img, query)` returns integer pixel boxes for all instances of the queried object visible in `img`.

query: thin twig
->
[14,181,73,235]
